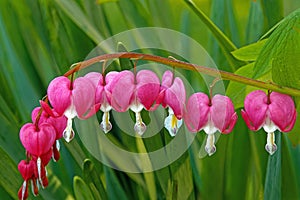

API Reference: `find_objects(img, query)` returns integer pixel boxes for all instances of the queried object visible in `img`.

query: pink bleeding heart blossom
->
[157,70,186,136]
[84,71,119,133]
[31,107,67,161]
[18,160,37,200]
[19,123,56,192]
[107,70,160,135]
[241,90,297,155]
[20,123,56,157]
[185,93,237,156]
[47,76,97,142]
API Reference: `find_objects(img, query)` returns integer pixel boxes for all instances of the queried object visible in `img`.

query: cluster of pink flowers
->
[17,69,297,199]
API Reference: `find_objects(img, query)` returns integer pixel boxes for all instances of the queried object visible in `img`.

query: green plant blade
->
[0,147,20,200]
[254,8,300,82]
[231,39,267,62]
[73,176,94,200]
[264,131,281,200]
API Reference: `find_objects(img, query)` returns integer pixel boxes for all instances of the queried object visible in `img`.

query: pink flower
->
[31,107,67,161]
[18,160,37,200]
[157,71,186,136]
[84,71,119,133]
[185,93,237,156]
[47,76,97,142]
[107,70,160,135]
[20,123,56,157]
[241,90,297,155]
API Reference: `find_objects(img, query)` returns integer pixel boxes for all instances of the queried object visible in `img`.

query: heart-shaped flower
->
[107,70,160,135]
[47,76,97,142]
[18,160,37,200]
[84,71,119,133]
[185,93,237,156]
[20,123,56,157]
[157,70,186,136]
[241,90,297,155]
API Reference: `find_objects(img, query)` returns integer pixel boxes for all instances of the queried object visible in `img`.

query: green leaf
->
[264,131,281,200]
[184,0,243,70]
[272,15,300,89]
[231,39,267,62]
[117,42,134,70]
[83,159,108,200]
[136,138,157,200]
[0,147,20,200]
[261,0,283,29]
[281,135,300,199]
[104,167,128,200]
[53,0,104,44]
[226,63,265,109]
[287,100,300,145]
[254,9,300,81]
[171,156,194,200]
[73,176,94,200]
[246,0,264,43]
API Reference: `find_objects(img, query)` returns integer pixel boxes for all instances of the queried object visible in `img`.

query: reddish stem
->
[63,52,300,97]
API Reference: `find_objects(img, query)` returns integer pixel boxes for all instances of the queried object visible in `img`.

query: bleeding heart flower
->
[18,160,37,200]
[84,71,119,133]
[31,107,67,140]
[47,76,97,142]
[31,107,67,161]
[157,70,186,136]
[241,90,297,155]
[20,123,56,157]
[108,70,160,135]
[185,93,237,156]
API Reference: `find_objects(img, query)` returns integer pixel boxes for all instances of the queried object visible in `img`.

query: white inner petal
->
[203,114,218,135]
[164,108,182,137]
[262,113,278,133]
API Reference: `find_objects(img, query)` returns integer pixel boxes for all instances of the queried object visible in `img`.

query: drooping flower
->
[84,71,119,133]
[107,70,160,135]
[185,93,237,156]
[19,123,56,157]
[241,90,297,155]
[31,107,67,161]
[18,160,37,200]
[157,70,186,136]
[46,76,97,142]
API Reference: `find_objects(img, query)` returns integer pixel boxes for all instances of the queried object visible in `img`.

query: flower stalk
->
[64,52,300,97]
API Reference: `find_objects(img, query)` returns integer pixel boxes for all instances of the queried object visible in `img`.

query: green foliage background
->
[1,0,300,199]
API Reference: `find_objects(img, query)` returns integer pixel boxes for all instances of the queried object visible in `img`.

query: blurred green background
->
[1,0,300,199]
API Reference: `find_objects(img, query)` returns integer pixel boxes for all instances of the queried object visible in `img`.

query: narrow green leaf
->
[184,0,244,70]
[231,39,267,62]
[117,42,134,70]
[53,0,104,44]
[73,176,94,200]
[104,167,128,200]
[287,100,300,145]
[83,159,107,200]
[0,147,20,200]
[261,0,283,29]
[281,135,300,199]
[246,0,264,43]
[264,131,281,200]
[171,156,194,200]
[136,138,157,200]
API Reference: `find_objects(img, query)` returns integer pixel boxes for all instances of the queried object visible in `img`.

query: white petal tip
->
[265,143,277,155]
[134,122,146,135]
[205,145,216,156]
[100,121,112,134]
[63,129,75,142]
